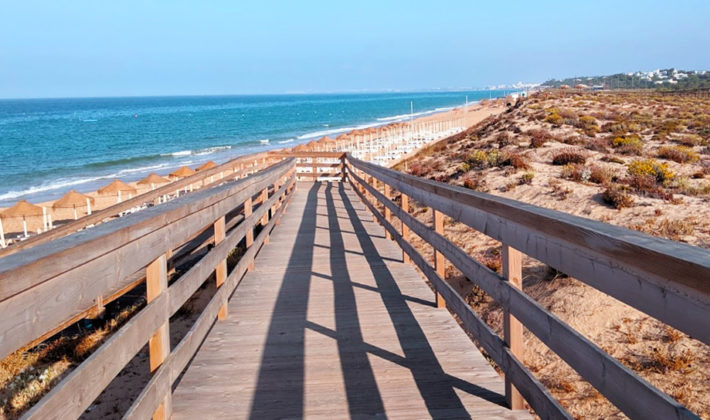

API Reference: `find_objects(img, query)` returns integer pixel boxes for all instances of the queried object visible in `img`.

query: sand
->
[0,102,504,243]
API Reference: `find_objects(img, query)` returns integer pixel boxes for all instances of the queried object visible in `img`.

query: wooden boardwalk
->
[171,182,531,419]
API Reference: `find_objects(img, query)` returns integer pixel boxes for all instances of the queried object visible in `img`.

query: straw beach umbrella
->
[53,190,95,220]
[138,173,170,190]
[169,166,196,179]
[196,161,217,171]
[2,200,43,238]
[98,179,137,203]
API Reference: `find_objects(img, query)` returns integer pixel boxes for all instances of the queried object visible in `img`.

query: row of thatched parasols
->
[0,160,217,247]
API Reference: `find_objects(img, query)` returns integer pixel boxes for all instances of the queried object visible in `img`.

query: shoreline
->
[0,94,508,206]
[0,100,505,239]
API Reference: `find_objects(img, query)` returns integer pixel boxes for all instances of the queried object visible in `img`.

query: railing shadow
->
[248,182,320,419]
[248,181,504,419]
[335,182,505,416]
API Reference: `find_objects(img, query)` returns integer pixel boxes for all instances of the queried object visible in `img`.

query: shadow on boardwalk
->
[247,182,505,418]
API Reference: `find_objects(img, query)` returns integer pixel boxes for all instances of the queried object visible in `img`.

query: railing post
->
[261,187,269,246]
[340,155,346,182]
[368,176,377,222]
[245,196,254,271]
[502,245,524,410]
[401,194,410,263]
[433,210,446,308]
[384,184,392,239]
[312,156,317,182]
[214,216,228,320]
[146,254,171,420]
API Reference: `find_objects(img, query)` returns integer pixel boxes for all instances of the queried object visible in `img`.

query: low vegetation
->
[396,90,710,418]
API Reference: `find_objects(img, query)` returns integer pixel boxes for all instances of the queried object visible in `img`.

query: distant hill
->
[542,69,710,91]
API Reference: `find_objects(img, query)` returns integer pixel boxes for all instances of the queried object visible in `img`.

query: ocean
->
[0,90,504,206]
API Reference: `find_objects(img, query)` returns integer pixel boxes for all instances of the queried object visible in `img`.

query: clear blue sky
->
[1,1,709,98]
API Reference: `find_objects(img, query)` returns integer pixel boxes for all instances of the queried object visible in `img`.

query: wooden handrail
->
[0,158,295,361]
[0,152,274,257]
[346,154,706,420]
[9,159,296,420]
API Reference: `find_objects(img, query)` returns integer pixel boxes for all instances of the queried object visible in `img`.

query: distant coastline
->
[0,91,508,205]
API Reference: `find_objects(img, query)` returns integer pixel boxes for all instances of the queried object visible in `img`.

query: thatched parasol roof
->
[53,190,94,209]
[1,200,43,218]
[293,144,308,152]
[169,166,196,178]
[196,161,217,171]
[137,173,170,185]
[98,179,137,195]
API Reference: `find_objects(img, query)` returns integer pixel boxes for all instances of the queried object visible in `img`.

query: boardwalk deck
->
[171,182,531,419]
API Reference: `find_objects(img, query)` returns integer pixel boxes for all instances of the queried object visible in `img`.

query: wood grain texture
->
[347,156,710,345]
[0,159,294,360]
[502,245,524,410]
[171,182,529,420]
[349,167,700,420]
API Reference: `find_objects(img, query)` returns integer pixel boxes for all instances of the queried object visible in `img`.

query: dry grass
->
[0,301,142,418]
[396,90,710,419]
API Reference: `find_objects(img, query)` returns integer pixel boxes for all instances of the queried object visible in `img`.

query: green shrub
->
[612,135,644,155]
[627,159,674,183]
[466,150,489,168]
[520,172,535,185]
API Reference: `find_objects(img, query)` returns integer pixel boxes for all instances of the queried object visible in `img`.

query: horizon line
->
[0,87,519,101]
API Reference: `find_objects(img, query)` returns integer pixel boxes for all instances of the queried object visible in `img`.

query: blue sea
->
[0,91,503,205]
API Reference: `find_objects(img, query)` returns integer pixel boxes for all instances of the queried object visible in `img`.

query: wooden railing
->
[269,151,346,182]
[345,154,709,420]
[0,152,275,257]
[0,157,296,420]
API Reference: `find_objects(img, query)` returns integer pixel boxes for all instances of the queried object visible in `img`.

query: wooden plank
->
[346,156,710,345]
[433,210,446,309]
[167,176,294,316]
[214,216,228,320]
[502,245,524,410]
[401,194,410,264]
[0,159,294,361]
[123,179,295,420]
[171,182,530,420]
[146,255,171,420]
[0,158,292,299]
[384,184,392,240]
[349,176,569,419]
[350,170,699,420]
[22,294,169,420]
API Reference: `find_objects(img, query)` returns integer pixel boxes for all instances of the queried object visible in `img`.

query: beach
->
[0,100,505,243]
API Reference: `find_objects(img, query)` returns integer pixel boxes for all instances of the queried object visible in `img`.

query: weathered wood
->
[502,245,524,410]
[214,216,228,320]
[22,293,169,420]
[384,184,392,240]
[401,194,411,264]
[349,177,567,419]
[433,210,446,309]
[123,179,294,420]
[347,156,710,345]
[244,195,254,272]
[167,175,294,317]
[146,255,171,420]
[171,182,530,420]
[0,159,294,361]
[349,168,699,420]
